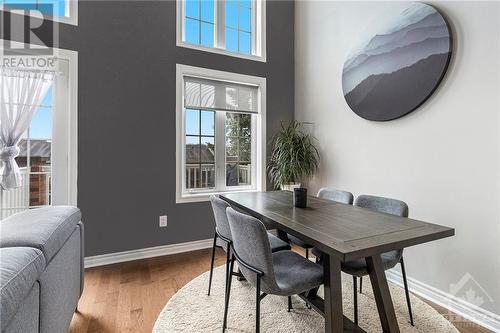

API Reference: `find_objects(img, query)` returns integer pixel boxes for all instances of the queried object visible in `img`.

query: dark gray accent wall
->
[2,1,294,256]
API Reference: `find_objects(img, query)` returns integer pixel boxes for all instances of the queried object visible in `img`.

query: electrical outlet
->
[159,215,168,227]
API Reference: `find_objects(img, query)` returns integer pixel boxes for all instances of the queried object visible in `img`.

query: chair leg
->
[305,248,309,259]
[288,295,292,312]
[223,256,235,331]
[207,232,217,296]
[224,246,231,296]
[400,257,415,326]
[353,276,358,324]
[359,276,363,294]
[256,275,261,333]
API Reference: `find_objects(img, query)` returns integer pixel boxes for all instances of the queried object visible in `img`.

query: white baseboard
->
[84,238,213,268]
[386,270,500,332]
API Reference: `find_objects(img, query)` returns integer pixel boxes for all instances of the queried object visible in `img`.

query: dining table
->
[220,191,455,333]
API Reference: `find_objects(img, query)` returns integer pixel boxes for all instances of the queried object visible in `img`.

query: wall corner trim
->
[386,270,500,332]
[84,238,213,268]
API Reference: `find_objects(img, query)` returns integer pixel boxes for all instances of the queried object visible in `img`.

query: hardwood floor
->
[70,248,491,333]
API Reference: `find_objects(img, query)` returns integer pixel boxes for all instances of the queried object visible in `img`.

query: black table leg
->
[366,255,400,333]
[324,253,343,333]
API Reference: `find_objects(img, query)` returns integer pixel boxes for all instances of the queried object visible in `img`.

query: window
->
[177,0,266,61]
[176,64,266,202]
[0,44,78,220]
[0,0,78,25]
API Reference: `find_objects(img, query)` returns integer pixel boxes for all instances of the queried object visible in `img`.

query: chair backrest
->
[209,195,232,241]
[355,195,409,217]
[355,195,408,261]
[226,207,279,291]
[317,187,354,205]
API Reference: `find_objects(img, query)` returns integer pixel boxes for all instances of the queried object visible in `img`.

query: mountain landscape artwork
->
[342,3,452,121]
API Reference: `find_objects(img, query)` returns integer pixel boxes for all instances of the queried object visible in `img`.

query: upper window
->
[177,0,266,61]
[0,0,78,25]
[176,65,266,202]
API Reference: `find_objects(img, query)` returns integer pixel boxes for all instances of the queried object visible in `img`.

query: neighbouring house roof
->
[186,144,215,164]
[18,139,51,158]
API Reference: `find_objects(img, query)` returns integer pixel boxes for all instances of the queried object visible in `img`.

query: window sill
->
[176,188,260,204]
[176,41,267,63]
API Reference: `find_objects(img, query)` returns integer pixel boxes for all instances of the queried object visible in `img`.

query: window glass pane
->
[200,0,214,23]
[185,0,200,19]
[239,31,251,54]
[240,6,251,32]
[225,112,252,187]
[200,164,215,188]
[40,86,53,107]
[239,114,251,136]
[185,18,200,44]
[30,107,52,139]
[186,165,200,189]
[200,110,214,136]
[225,27,238,52]
[226,163,238,186]
[225,113,239,137]
[238,162,251,185]
[29,170,51,206]
[186,136,200,164]
[54,0,66,17]
[225,1,238,29]
[186,109,199,135]
[240,0,252,9]
[225,140,238,162]
[3,1,37,11]
[239,137,251,161]
[201,22,214,48]
[200,136,215,162]
[37,1,56,16]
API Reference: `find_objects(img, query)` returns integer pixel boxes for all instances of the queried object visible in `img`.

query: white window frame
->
[176,64,266,203]
[0,40,78,213]
[176,0,266,62]
[0,0,78,26]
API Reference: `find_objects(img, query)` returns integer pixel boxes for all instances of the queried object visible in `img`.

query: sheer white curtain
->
[0,68,54,190]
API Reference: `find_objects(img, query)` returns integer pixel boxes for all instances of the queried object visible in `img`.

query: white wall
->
[295,0,500,317]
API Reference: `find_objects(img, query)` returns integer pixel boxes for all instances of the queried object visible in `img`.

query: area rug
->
[153,265,458,332]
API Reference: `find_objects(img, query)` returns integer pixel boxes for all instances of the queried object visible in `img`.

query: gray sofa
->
[0,206,84,333]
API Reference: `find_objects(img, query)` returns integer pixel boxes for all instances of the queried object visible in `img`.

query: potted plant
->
[267,120,320,190]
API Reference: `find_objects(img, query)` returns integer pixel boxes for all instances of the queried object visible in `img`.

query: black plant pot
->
[293,188,308,208]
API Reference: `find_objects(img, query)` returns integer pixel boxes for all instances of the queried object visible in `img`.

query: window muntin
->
[179,0,265,60]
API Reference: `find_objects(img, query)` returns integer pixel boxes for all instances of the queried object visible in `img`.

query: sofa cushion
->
[0,247,45,330]
[0,206,81,263]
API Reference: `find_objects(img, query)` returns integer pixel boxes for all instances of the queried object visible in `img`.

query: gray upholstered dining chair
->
[224,207,324,333]
[207,195,290,296]
[343,195,414,326]
[288,187,354,258]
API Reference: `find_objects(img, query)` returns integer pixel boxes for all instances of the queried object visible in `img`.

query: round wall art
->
[342,2,452,121]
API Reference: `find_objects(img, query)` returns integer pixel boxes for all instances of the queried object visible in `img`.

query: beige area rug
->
[153,265,458,332]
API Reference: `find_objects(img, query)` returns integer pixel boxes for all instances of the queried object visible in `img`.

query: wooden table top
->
[221,191,455,261]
